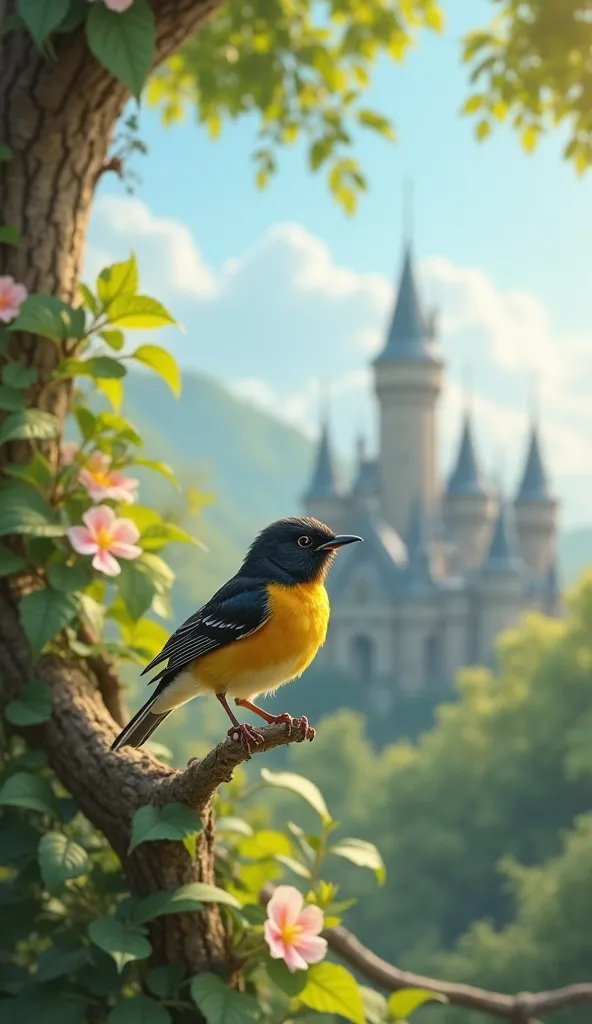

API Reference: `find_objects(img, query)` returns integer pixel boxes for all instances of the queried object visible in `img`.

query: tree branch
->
[325,923,592,1022]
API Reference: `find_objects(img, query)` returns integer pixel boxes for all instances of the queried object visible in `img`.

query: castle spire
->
[375,245,440,365]
[304,417,339,501]
[447,411,487,497]
[405,498,433,582]
[516,422,553,503]
[482,499,518,573]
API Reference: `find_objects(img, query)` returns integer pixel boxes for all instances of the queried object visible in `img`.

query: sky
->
[86,0,592,529]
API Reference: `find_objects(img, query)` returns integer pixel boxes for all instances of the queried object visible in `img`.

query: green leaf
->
[108,996,171,1024]
[116,559,158,621]
[146,964,184,1000]
[47,560,93,593]
[0,547,27,575]
[261,768,332,824]
[19,587,79,659]
[0,384,25,410]
[388,988,448,1020]
[4,680,52,726]
[267,957,307,997]
[9,294,85,342]
[190,973,260,1024]
[2,362,37,388]
[97,253,138,307]
[130,344,180,397]
[140,522,196,551]
[274,853,312,879]
[216,816,254,838]
[0,225,20,246]
[329,838,385,884]
[86,0,156,101]
[4,451,53,490]
[132,456,178,488]
[97,376,124,413]
[100,328,125,351]
[78,282,98,315]
[36,946,88,983]
[129,802,201,852]
[8,991,87,1024]
[58,355,126,380]
[17,0,70,48]
[74,406,97,441]
[26,535,58,565]
[108,294,176,330]
[299,963,364,1024]
[38,831,89,891]
[0,145,13,161]
[0,771,55,814]
[0,480,65,537]
[88,916,151,973]
[0,409,59,444]
[132,882,241,925]
[360,987,388,1024]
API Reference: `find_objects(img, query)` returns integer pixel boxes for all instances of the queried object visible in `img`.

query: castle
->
[302,242,561,696]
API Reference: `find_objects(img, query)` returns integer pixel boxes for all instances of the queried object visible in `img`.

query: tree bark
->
[0,0,232,977]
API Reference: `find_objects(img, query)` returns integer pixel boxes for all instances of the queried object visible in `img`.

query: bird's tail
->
[111,684,173,752]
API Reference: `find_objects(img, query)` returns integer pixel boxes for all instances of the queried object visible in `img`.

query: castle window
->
[424,634,440,684]
[351,635,374,680]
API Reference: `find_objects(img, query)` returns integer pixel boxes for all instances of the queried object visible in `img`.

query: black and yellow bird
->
[111,516,362,756]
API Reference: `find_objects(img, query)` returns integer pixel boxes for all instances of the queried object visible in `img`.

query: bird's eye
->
[297,535,313,548]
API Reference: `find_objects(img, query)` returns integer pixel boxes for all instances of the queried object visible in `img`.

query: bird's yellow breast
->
[191,579,330,701]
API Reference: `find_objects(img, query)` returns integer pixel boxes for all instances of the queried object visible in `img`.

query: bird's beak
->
[316,534,363,551]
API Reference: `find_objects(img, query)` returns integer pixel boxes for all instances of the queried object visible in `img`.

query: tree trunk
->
[0,0,229,976]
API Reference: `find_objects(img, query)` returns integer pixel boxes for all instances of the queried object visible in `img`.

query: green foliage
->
[89,916,152,973]
[10,294,85,342]
[147,0,443,212]
[86,0,156,102]
[261,767,332,825]
[4,681,52,726]
[0,770,56,814]
[0,409,59,444]
[190,972,260,1024]
[17,0,70,49]
[108,995,172,1024]
[19,588,79,659]
[129,802,202,852]
[299,962,365,1024]
[38,831,89,891]
[462,0,592,173]
[388,989,448,1020]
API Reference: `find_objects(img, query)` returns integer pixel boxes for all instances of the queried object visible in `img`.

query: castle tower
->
[514,421,557,578]
[477,499,524,665]
[374,242,443,538]
[445,411,492,571]
[351,434,379,515]
[303,416,345,531]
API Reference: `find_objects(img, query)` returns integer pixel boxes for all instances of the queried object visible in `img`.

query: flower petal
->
[92,549,121,576]
[109,541,142,561]
[83,504,115,535]
[267,886,304,929]
[67,526,98,556]
[297,904,324,936]
[110,518,140,545]
[293,934,328,965]
[263,920,286,959]
[282,943,309,973]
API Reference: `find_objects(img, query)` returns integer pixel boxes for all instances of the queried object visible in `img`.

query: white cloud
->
[86,195,592,526]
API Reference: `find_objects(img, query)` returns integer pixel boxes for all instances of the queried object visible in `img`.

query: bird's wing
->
[141,577,271,682]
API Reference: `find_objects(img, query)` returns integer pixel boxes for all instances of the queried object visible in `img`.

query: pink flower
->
[104,0,134,10]
[79,451,138,504]
[0,276,27,324]
[67,505,142,577]
[264,886,327,973]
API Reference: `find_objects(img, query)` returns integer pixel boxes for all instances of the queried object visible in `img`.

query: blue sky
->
[88,0,592,528]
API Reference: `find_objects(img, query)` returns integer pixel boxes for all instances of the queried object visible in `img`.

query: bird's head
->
[242,516,362,584]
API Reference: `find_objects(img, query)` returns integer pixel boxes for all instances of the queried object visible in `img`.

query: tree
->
[1,2,592,1022]
[462,0,592,171]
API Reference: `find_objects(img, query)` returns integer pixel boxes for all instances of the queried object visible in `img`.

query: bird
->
[111,516,362,757]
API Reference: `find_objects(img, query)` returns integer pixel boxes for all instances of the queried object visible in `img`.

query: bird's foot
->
[227,722,265,759]
[267,712,315,743]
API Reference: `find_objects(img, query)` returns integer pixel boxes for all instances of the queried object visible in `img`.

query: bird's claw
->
[228,722,265,759]
[270,712,315,743]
